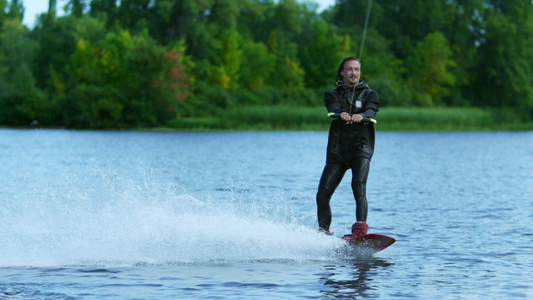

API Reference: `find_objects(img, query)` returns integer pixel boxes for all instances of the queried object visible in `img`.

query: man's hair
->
[336,56,360,83]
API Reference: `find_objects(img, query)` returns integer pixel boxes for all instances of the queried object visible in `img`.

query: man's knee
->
[351,180,366,198]
[316,185,333,205]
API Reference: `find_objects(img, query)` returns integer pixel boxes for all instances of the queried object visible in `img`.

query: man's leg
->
[316,163,348,231]
[351,157,370,222]
[348,158,370,238]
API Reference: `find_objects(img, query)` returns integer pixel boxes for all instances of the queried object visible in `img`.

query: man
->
[317,56,380,240]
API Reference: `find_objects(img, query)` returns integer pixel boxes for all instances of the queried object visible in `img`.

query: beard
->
[345,76,359,86]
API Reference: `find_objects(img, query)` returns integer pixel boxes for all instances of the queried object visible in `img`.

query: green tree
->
[145,0,211,45]
[329,0,370,33]
[297,18,349,90]
[206,0,242,91]
[372,0,457,59]
[408,31,456,106]
[0,18,44,125]
[264,1,307,90]
[62,30,193,128]
[362,30,409,107]
[240,40,275,90]
[368,0,484,105]
[0,0,7,26]
[72,14,107,42]
[273,0,303,39]
[442,0,485,105]
[67,0,86,17]
[112,0,151,33]
[31,13,77,95]
[267,29,304,89]
[7,0,24,21]
[476,0,533,117]
[235,0,275,43]
[48,0,57,13]
[209,0,238,29]
[210,30,242,91]
[89,0,118,29]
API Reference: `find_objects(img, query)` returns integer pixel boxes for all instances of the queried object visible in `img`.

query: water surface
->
[1,129,532,299]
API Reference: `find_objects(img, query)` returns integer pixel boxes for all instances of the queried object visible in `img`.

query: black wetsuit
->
[317,81,380,231]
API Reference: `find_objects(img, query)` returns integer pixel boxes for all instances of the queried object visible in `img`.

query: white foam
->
[1,179,343,267]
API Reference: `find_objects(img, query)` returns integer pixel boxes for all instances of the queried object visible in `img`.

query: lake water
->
[1,129,532,299]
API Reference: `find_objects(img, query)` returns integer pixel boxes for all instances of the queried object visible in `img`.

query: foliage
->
[475,0,533,118]
[0,0,532,129]
[59,29,193,128]
[240,40,275,90]
[167,106,532,132]
[408,31,456,106]
[0,18,45,125]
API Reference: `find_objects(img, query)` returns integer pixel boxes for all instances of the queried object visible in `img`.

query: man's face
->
[341,60,361,87]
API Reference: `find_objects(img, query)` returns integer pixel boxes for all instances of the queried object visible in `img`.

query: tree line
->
[1,0,532,129]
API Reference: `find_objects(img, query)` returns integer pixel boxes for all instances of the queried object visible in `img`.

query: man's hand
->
[340,112,363,124]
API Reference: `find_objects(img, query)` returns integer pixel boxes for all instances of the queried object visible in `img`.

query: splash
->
[1,172,344,267]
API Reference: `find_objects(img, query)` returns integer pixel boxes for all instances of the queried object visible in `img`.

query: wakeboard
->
[342,233,396,254]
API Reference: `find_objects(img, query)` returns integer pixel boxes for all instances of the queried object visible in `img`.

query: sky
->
[22,0,68,28]
[21,0,335,28]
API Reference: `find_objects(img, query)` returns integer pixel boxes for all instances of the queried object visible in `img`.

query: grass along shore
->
[165,106,532,131]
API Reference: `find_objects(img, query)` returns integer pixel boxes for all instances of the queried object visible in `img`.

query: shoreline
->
[2,107,532,132]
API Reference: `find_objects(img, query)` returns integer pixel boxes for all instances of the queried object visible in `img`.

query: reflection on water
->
[319,258,395,299]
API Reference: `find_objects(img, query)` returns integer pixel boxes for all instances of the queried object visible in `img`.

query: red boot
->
[342,222,368,241]
[351,222,369,238]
